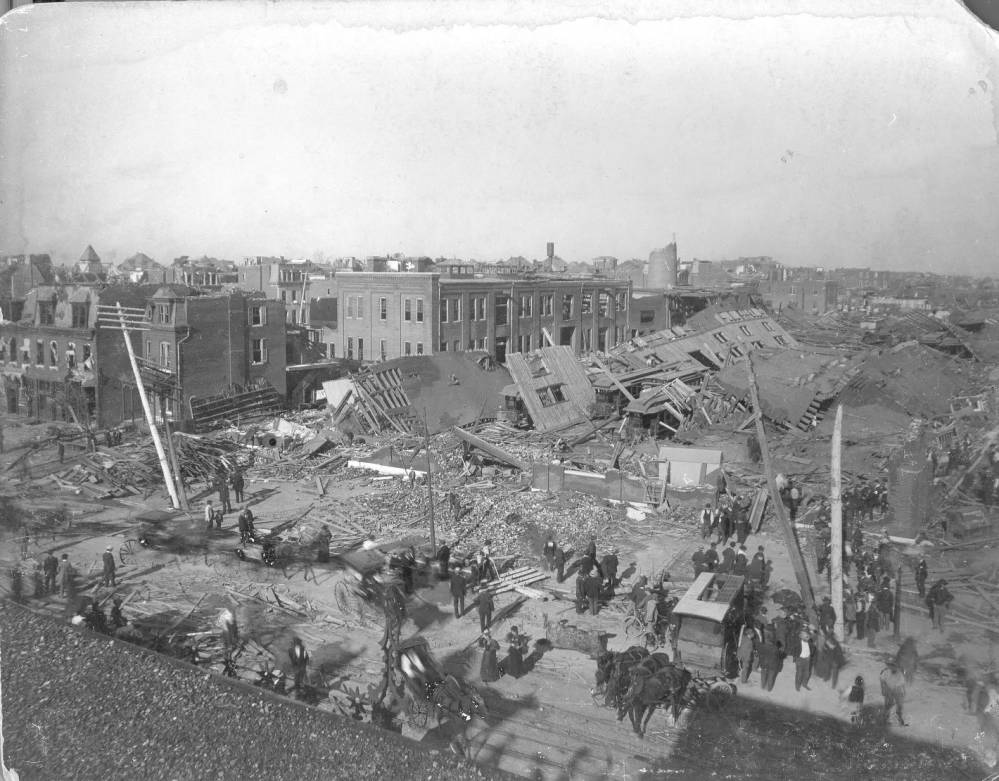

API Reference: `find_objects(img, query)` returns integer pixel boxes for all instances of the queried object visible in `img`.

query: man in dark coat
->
[543,535,557,572]
[477,587,495,631]
[719,542,736,574]
[927,579,953,631]
[691,546,706,578]
[876,583,894,631]
[818,596,836,635]
[555,545,566,583]
[42,551,58,594]
[584,573,602,616]
[231,469,245,503]
[575,572,588,614]
[450,568,467,618]
[704,543,719,573]
[101,546,116,587]
[732,546,749,576]
[289,637,309,692]
[601,549,619,591]
[747,546,765,587]
[217,472,232,514]
[793,629,814,691]
[237,508,253,544]
[757,637,782,691]
[915,557,928,599]
[436,540,451,578]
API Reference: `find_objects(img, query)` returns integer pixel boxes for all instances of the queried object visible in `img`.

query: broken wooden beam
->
[451,427,529,471]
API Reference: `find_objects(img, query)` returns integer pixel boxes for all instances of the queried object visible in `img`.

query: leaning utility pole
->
[830,404,844,641]
[744,356,815,620]
[424,410,436,551]
[98,303,180,509]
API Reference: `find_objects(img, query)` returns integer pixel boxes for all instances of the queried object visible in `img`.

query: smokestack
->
[647,240,678,290]
[545,242,554,272]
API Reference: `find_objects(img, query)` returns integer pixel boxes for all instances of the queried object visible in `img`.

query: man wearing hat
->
[101,546,117,587]
[700,503,713,540]
[793,627,814,691]
[601,548,619,593]
[818,596,836,635]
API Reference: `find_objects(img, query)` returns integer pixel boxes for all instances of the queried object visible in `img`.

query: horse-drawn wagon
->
[396,636,487,729]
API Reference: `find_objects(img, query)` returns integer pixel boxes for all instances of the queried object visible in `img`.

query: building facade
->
[762,278,840,314]
[329,270,632,363]
[0,284,148,428]
[140,288,287,425]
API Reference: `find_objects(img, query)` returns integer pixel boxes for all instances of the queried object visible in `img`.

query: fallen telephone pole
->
[830,404,844,641]
[744,356,815,620]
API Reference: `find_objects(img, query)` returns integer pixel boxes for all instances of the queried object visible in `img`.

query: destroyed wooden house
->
[329,353,512,435]
[504,346,596,433]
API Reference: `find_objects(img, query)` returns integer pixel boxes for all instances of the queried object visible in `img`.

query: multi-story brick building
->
[330,268,631,363]
[762,278,840,314]
[140,288,287,425]
[0,284,149,427]
[238,257,332,325]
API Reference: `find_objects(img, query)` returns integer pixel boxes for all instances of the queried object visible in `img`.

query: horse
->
[594,646,649,709]
[622,664,692,737]
[614,652,673,723]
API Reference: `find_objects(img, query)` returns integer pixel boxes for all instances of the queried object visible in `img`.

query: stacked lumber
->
[483,566,548,597]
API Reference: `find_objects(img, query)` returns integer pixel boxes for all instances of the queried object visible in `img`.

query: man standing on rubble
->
[42,550,58,594]
[700,503,713,540]
[601,548,619,592]
[231,468,245,504]
[57,553,74,599]
[450,567,466,618]
[927,579,953,631]
[101,546,116,587]
[584,572,602,616]
[204,499,215,532]
[543,534,557,572]
[915,556,928,599]
[477,586,495,631]
[217,470,232,514]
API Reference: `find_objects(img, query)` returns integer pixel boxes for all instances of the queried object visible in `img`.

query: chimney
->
[545,242,554,272]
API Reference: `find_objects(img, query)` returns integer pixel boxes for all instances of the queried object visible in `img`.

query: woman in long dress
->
[503,626,528,678]
[479,629,501,682]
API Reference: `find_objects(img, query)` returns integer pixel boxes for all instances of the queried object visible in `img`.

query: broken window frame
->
[597,293,610,318]
[249,304,266,326]
[36,339,45,366]
[37,300,56,326]
[71,302,89,329]
[251,338,268,364]
[49,340,59,368]
[581,293,592,315]
[540,294,554,318]
[713,331,730,344]
[762,321,776,332]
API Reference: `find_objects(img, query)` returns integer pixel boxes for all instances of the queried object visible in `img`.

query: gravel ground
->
[0,603,510,781]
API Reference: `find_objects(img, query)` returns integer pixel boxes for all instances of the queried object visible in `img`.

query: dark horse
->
[613,652,673,723]
[595,646,649,710]
[622,664,692,737]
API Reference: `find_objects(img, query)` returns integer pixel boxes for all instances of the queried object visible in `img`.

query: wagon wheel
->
[405,691,430,729]
[119,539,138,566]
[334,580,355,614]
[623,613,646,639]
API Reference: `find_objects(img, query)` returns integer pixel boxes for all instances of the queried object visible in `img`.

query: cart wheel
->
[624,615,646,639]
[334,581,353,614]
[406,696,429,729]
[119,539,137,566]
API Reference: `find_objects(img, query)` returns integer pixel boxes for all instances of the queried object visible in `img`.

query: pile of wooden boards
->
[483,566,549,599]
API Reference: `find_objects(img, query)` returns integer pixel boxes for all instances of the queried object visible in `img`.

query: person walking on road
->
[42,551,58,594]
[231,469,245,504]
[880,663,908,726]
[794,629,814,691]
[101,546,116,587]
[57,553,73,598]
[915,556,928,599]
[584,573,602,616]
[477,587,494,632]
[450,568,467,618]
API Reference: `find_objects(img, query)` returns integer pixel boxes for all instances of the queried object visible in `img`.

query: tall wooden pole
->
[424,411,436,551]
[744,356,815,620]
[830,404,844,641]
[163,416,189,511]
[116,303,180,509]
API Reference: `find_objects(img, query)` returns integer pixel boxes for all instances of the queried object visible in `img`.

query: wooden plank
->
[452,427,529,471]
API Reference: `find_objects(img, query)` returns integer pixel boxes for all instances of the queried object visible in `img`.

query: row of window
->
[345,337,427,361]
[439,291,626,323]
[31,301,90,328]
[139,338,269,368]
[346,296,427,324]
[2,337,91,369]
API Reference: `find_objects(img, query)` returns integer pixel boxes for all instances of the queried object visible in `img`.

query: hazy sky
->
[1,1,997,273]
